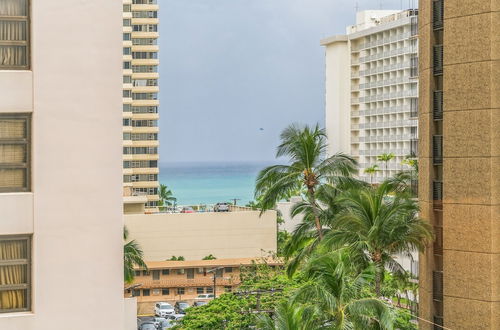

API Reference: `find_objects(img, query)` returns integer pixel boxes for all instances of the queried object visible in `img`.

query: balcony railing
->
[433,45,443,75]
[433,0,444,30]
[410,139,419,157]
[433,91,443,120]
[434,226,443,255]
[433,135,443,164]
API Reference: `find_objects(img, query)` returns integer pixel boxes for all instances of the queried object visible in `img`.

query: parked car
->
[195,293,214,300]
[138,321,156,330]
[152,317,173,329]
[174,301,190,314]
[180,206,195,213]
[214,202,230,212]
[154,302,175,317]
[166,314,185,322]
[192,301,207,307]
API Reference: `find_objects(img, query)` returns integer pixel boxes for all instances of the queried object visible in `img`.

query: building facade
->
[418,1,500,329]
[0,0,125,328]
[127,258,282,314]
[322,10,419,182]
[123,0,160,210]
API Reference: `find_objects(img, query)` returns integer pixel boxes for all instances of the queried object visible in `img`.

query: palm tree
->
[377,153,395,178]
[158,184,176,208]
[255,123,357,240]
[364,164,379,184]
[292,251,394,329]
[323,182,433,296]
[123,226,147,284]
[256,301,322,330]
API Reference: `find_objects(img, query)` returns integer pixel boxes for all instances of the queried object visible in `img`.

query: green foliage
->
[168,256,185,261]
[394,308,418,330]
[158,184,177,207]
[202,254,216,260]
[276,230,291,257]
[123,226,147,284]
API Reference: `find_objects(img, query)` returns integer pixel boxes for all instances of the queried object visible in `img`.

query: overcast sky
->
[158,0,412,163]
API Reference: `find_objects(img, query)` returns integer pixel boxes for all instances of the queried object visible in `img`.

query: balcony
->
[433,135,443,164]
[433,0,444,30]
[433,90,443,120]
[433,45,443,75]
[432,271,443,301]
[433,226,443,255]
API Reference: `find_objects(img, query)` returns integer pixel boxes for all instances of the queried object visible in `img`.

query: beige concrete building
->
[125,210,278,261]
[418,1,500,329]
[0,0,125,328]
[128,257,282,314]
[123,0,160,210]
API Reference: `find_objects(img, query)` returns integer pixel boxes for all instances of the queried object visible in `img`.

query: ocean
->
[158,161,272,206]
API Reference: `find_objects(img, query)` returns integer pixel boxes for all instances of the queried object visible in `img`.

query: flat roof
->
[140,257,283,270]
[320,34,348,46]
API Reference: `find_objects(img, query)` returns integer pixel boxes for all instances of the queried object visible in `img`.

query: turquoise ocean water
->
[158,162,271,206]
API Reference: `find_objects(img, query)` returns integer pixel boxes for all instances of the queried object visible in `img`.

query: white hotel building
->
[321,10,419,182]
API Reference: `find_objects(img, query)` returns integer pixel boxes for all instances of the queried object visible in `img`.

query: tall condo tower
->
[123,0,160,210]
[321,10,419,182]
[418,1,500,329]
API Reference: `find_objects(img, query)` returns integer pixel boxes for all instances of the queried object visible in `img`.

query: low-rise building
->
[127,257,282,314]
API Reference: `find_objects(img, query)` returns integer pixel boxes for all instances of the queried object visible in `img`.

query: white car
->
[154,302,175,317]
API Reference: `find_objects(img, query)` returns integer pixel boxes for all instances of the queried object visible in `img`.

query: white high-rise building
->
[321,10,419,182]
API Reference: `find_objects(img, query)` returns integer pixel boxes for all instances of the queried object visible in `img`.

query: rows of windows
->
[123,174,158,182]
[123,133,158,141]
[132,79,157,86]
[132,38,157,45]
[0,235,31,313]
[124,160,158,169]
[132,24,158,32]
[135,267,234,279]
[132,106,158,114]
[132,287,214,297]
[133,93,158,100]
[132,65,157,73]
[0,0,30,69]
[133,187,158,195]
[146,201,158,207]
[123,119,158,127]
[132,11,158,18]
[132,0,157,4]
[123,147,158,155]
[132,51,158,59]
[0,114,30,192]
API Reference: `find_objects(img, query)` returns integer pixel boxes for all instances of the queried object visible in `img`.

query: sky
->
[158,0,411,163]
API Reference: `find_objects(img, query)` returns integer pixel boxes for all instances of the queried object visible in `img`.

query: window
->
[133,11,157,18]
[152,270,160,281]
[142,289,150,296]
[123,90,131,98]
[132,52,158,59]
[146,201,158,207]
[123,47,131,55]
[132,289,140,297]
[132,65,157,73]
[0,0,30,69]
[123,18,131,27]
[196,287,204,294]
[132,38,157,45]
[176,288,185,295]
[196,267,204,274]
[142,270,149,276]
[206,287,213,294]
[123,4,131,12]
[162,269,169,275]
[123,75,132,84]
[132,93,158,100]
[123,33,131,41]
[134,270,141,276]
[162,288,169,295]
[186,269,194,279]
[131,106,158,114]
[123,61,131,70]
[133,0,157,4]
[177,269,185,275]
[0,114,30,192]
[215,268,223,278]
[0,235,31,313]
[224,267,233,273]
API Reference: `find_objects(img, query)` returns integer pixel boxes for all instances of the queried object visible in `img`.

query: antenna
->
[354,1,359,13]
[379,0,383,9]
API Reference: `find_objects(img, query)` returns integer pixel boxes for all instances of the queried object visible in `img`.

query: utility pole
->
[206,266,224,298]
[230,198,240,206]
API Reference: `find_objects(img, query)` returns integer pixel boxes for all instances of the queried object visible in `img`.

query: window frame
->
[0,0,31,70]
[0,234,31,313]
[0,113,31,192]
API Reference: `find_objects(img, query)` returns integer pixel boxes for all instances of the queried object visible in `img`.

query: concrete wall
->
[322,37,351,157]
[124,298,138,330]
[0,0,125,328]
[125,211,277,261]
[276,197,304,233]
